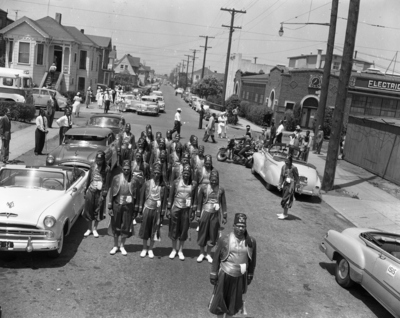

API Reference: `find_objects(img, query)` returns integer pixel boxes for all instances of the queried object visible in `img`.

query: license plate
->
[0,241,14,249]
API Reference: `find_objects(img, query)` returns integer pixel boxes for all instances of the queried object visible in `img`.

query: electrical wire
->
[282,1,331,23]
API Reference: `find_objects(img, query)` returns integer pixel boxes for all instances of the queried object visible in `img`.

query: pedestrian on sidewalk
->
[111,88,116,104]
[34,109,48,156]
[48,63,57,84]
[218,112,227,139]
[0,108,11,164]
[56,108,73,145]
[85,86,92,109]
[315,125,324,154]
[138,163,167,259]
[104,89,111,114]
[96,88,103,109]
[83,151,111,238]
[108,160,138,256]
[269,120,276,146]
[72,92,82,119]
[46,96,55,128]
[171,108,182,135]
[232,106,239,125]
[277,156,299,220]
[276,120,284,144]
[196,170,227,263]
[297,130,310,161]
[204,113,217,143]
[208,213,256,318]
[198,104,205,129]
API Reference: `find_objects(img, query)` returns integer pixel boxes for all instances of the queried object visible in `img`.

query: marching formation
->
[80,120,257,318]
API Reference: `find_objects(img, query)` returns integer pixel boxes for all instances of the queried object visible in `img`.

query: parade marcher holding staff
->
[83,151,111,237]
[138,163,167,258]
[277,155,299,220]
[196,170,227,263]
[108,160,138,255]
[56,108,72,145]
[209,213,257,318]
[167,164,196,260]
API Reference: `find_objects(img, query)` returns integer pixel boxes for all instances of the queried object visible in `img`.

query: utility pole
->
[313,0,339,151]
[322,0,360,191]
[200,36,214,79]
[254,57,257,64]
[221,7,246,107]
[184,54,191,90]
[190,49,199,86]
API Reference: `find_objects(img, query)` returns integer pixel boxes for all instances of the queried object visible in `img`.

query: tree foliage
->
[191,76,223,100]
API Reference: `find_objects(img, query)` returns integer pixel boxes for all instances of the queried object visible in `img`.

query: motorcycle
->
[217,138,255,168]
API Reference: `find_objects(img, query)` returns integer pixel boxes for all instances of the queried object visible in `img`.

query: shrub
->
[239,101,274,126]
[284,110,296,131]
[225,94,241,124]
[312,107,334,137]
[0,101,36,122]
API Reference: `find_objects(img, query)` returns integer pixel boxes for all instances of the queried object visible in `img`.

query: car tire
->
[265,182,274,191]
[335,255,354,289]
[217,148,228,162]
[48,227,64,259]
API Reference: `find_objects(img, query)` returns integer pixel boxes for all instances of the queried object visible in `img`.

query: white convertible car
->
[0,165,89,258]
[251,143,321,196]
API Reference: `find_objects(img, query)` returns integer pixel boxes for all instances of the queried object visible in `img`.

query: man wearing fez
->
[108,160,139,256]
[209,213,257,318]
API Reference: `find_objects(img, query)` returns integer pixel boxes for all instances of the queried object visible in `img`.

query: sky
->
[2,0,400,76]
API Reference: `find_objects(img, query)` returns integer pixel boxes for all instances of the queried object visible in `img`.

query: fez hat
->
[153,163,162,174]
[204,154,212,163]
[234,213,247,226]
[122,160,131,169]
[182,164,191,173]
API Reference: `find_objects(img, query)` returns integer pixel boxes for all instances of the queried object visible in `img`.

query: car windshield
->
[89,117,120,128]
[0,169,65,190]
[64,134,107,146]
[142,97,156,102]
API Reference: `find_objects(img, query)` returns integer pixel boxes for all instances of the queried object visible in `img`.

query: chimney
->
[80,29,84,34]
[55,13,62,24]
[354,50,358,59]
[316,49,322,69]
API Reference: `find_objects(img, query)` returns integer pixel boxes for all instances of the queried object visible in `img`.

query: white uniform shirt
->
[175,112,181,122]
[36,116,48,132]
[276,124,284,135]
[56,115,72,128]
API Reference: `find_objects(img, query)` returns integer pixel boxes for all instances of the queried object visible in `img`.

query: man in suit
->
[0,108,11,164]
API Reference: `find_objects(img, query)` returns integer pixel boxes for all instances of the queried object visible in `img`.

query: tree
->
[178,73,187,88]
[293,102,302,127]
[193,76,223,100]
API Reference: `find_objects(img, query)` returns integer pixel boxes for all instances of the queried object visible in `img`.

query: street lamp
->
[278,22,330,37]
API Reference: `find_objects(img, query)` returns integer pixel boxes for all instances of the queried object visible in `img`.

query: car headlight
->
[44,216,56,228]
[46,155,55,165]
[45,231,55,239]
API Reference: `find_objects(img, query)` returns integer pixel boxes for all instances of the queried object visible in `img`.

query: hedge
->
[0,101,36,122]
[239,101,274,126]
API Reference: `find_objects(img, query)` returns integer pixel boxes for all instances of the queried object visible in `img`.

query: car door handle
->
[379,254,386,260]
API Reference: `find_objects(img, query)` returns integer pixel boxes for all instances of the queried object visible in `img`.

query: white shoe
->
[196,226,199,232]
[83,230,91,237]
[206,254,213,264]
[197,254,205,263]
[277,213,283,217]
[278,215,288,220]
[120,246,127,256]
[148,250,154,259]
[140,249,147,258]
[110,247,118,255]
[92,230,99,238]
[169,250,177,259]
[133,219,137,225]
[178,251,185,261]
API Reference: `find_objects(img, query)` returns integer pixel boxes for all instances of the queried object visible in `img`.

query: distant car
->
[32,88,67,110]
[251,143,321,196]
[136,96,160,116]
[0,165,89,258]
[119,94,136,112]
[193,98,205,111]
[151,95,165,112]
[320,228,400,317]
[175,88,184,95]
[86,113,126,135]
[46,127,119,170]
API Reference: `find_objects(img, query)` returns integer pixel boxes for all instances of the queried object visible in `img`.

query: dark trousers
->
[47,110,55,128]
[104,100,110,114]
[1,138,10,162]
[171,120,181,135]
[59,126,70,145]
[316,141,323,154]
[276,133,282,144]
[198,112,204,129]
[35,128,46,154]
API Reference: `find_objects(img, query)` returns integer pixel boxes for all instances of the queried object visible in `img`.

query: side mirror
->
[71,187,77,195]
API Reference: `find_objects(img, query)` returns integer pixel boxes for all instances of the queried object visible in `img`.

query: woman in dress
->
[218,112,228,138]
[72,92,82,119]
[83,151,111,237]
[167,164,196,260]
[138,163,167,258]
[96,88,103,109]
[196,170,227,263]
[277,155,299,220]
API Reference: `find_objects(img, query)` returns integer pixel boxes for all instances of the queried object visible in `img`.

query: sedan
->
[46,127,119,170]
[320,228,400,317]
[86,113,126,135]
[32,88,67,110]
[251,144,321,196]
[136,96,159,116]
[152,95,165,112]
[119,94,136,112]
[0,165,89,258]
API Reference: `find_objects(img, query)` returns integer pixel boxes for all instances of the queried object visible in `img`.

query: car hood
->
[0,188,63,226]
[53,144,106,162]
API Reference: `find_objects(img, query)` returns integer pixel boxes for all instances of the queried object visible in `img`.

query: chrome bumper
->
[0,238,59,252]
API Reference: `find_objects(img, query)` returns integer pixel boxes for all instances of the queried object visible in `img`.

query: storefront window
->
[381,99,397,117]
[350,95,366,116]
[365,96,382,116]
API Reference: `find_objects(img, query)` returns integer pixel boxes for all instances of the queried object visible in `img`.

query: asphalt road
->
[0,85,393,318]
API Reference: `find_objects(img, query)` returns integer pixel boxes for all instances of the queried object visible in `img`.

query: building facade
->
[0,9,13,63]
[114,53,139,86]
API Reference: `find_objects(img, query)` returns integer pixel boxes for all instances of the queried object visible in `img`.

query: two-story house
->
[0,9,14,64]
[114,54,140,87]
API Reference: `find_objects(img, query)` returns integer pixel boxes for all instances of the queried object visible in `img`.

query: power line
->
[282,1,331,23]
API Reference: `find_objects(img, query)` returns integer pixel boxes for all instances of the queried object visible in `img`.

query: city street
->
[0,85,393,318]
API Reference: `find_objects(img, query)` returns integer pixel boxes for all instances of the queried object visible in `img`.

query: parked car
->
[151,95,165,112]
[32,88,67,110]
[136,96,160,116]
[193,98,205,111]
[86,113,125,135]
[320,227,400,317]
[251,143,321,196]
[0,165,89,258]
[119,94,136,112]
[46,127,119,170]
[175,87,184,95]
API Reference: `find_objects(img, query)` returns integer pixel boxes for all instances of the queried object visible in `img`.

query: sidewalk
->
[233,116,400,234]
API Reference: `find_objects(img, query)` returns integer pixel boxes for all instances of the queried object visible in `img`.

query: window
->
[285,102,295,110]
[8,41,13,62]
[40,89,49,96]
[125,65,128,70]
[74,53,77,63]
[2,77,14,86]
[350,95,366,116]
[333,62,340,70]
[78,77,85,91]
[18,42,30,64]
[365,96,382,116]
[255,93,258,102]
[120,65,123,69]
[381,99,397,117]
[79,50,87,69]
[96,57,99,71]
[36,44,44,65]
[196,75,199,80]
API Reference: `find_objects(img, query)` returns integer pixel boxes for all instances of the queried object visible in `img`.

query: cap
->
[204,154,212,163]
[234,213,247,226]
[295,125,301,131]
[177,108,182,112]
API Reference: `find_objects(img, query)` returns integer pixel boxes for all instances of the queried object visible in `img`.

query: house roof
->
[0,16,49,38]
[64,26,95,46]
[126,54,140,68]
[87,34,111,48]
[35,16,76,42]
